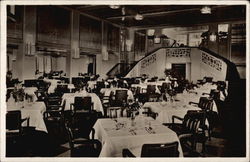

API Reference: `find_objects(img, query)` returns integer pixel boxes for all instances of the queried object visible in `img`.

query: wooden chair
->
[71,96,93,114]
[44,94,62,111]
[6,110,30,157]
[168,110,207,155]
[6,110,30,137]
[123,141,179,157]
[65,123,102,157]
[107,90,128,118]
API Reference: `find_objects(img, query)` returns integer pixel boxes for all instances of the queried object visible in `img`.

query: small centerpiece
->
[126,100,142,126]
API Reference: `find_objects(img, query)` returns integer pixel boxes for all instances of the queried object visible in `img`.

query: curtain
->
[44,55,51,73]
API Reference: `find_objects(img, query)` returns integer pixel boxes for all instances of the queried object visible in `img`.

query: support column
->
[16,6,36,81]
[66,11,79,83]
[126,28,135,64]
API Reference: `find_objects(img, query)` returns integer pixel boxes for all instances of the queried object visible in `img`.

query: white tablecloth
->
[61,92,104,115]
[93,117,183,157]
[87,81,109,90]
[191,83,217,96]
[24,87,38,101]
[143,102,201,124]
[43,78,61,94]
[100,88,134,101]
[7,101,47,132]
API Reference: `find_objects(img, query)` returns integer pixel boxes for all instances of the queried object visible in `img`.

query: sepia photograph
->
[0,0,249,161]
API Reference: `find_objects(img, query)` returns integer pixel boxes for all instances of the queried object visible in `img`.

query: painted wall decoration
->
[141,53,156,69]
[166,48,191,57]
[201,52,222,71]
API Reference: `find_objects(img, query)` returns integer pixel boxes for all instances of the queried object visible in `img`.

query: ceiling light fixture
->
[134,13,143,21]
[109,5,120,9]
[201,6,211,14]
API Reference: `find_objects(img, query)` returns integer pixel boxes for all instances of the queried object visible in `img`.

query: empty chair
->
[6,110,30,157]
[65,122,101,157]
[44,94,62,111]
[107,90,128,118]
[55,84,69,96]
[43,100,66,142]
[146,85,156,94]
[167,110,207,155]
[202,89,220,100]
[189,97,214,111]
[161,82,171,94]
[123,141,179,157]
[71,96,93,113]
[6,110,30,136]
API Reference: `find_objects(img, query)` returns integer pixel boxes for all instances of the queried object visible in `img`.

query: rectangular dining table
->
[61,91,104,115]
[7,101,47,133]
[93,117,183,157]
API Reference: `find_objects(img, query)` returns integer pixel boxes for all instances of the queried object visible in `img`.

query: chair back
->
[6,111,22,131]
[182,110,206,134]
[82,97,92,111]
[96,81,105,89]
[135,87,141,95]
[161,83,171,93]
[198,97,213,110]
[45,96,62,109]
[217,81,226,91]
[114,90,128,106]
[56,84,69,94]
[205,77,213,83]
[147,85,156,94]
[74,97,84,111]
[74,96,92,112]
[24,79,37,87]
[210,89,220,100]
[141,141,179,157]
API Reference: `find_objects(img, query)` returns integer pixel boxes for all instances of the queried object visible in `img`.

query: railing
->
[106,47,165,78]
[107,46,240,82]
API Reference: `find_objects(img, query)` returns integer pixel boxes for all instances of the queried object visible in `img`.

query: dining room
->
[1,1,248,161]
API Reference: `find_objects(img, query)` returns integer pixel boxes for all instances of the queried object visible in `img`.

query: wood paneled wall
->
[80,15,102,51]
[37,6,71,46]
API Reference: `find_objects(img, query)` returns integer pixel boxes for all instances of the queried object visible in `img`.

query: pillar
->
[66,11,79,83]
[16,6,36,81]
[126,28,135,64]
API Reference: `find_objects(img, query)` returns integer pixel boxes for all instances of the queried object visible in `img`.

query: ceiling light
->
[134,13,143,21]
[109,5,120,9]
[201,6,211,14]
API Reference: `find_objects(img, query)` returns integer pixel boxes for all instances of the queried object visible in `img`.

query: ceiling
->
[64,5,246,28]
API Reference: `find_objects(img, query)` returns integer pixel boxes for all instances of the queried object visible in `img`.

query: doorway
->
[171,63,186,79]
[87,55,96,75]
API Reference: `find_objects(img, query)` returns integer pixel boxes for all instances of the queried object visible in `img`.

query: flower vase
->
[130,112,136,126]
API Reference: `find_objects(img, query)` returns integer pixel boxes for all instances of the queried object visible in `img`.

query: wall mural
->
[166,48,191,57]
[201,52,222,71]
[141,54,156,68]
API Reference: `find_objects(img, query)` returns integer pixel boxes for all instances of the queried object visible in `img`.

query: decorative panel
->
[166,48,191,58]
[107,23,120,52]
[37,6,70,46]
[79,15,102,50]
[134,31,146,57]
[7,5,23,40]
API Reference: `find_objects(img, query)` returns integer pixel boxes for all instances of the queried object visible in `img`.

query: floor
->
[6,125,232,158]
